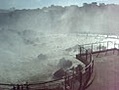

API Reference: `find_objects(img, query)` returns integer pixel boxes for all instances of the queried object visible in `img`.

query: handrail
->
[79,41,113,46]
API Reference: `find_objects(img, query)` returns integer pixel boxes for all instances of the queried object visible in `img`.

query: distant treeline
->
[0,2,119,34]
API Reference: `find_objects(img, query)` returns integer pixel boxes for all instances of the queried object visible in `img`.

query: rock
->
[58,58,72,69]
[53,68,65,79]
[37,54,47,60]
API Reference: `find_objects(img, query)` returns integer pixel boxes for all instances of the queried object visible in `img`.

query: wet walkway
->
[87,52,119,90]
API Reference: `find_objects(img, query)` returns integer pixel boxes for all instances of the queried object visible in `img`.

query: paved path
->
[87,53,119,90]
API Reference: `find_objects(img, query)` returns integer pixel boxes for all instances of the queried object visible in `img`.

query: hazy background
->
[1,3,119,34]
[0,0,119,84]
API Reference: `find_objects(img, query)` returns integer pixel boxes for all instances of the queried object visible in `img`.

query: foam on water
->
[0,30,106,83]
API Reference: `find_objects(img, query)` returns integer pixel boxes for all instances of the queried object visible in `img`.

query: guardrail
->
[0,41,118,90]
[76,41,119,90]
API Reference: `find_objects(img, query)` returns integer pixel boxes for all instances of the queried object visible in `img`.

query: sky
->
[0,0,119,9]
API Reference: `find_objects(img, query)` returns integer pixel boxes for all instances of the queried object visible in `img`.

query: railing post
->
[64,72,67,90]
[91,44,93,52]
[107,41,109,49]
[72,67,75,90]
[90,54,92,62]
[86,50,88,61]
[78,70,83,90]
[114,42,116,48]
[26,82,29,90]
[113,42,116,54]
[80,46,82,57]
[92,60,94,73]
[118,44,119,55]
[105,42,109,55]
[17,84,20,90]
[99,44,101,51]
[21,85,23,90]
[13,85,16,90]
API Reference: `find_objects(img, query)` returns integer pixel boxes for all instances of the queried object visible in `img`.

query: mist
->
[0,3,119,83]
[1,3,119,34]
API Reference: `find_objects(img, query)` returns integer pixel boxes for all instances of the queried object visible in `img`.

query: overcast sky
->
[0,0,119,9]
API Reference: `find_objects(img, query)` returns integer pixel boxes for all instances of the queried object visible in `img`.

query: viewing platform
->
[87,50,119,90]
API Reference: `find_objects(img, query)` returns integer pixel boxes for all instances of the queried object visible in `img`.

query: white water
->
[0,29,107,84]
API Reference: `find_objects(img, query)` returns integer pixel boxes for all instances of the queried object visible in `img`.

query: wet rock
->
[53,68,65,79]
[37,54,47,60]
[58,58,72,69]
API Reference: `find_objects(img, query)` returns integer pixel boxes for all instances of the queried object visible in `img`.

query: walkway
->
[87,51,119,90]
